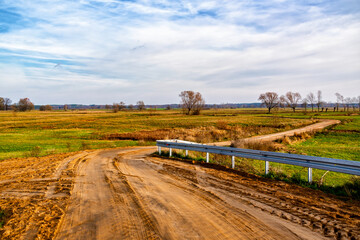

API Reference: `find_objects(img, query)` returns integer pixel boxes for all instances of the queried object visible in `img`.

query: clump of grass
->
[80,142,91,150]
[66,142,72,152]
[0,209,5,228]
[24,146,42,157]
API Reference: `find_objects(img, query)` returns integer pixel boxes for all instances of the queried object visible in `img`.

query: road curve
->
[213,119,340,146]
[54,146,359,240]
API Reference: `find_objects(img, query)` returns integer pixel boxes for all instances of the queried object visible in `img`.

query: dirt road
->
[52,147,359,240]
[214,119,340,146]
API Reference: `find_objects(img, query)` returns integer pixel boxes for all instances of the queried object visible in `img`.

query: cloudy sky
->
[0,0,359,104]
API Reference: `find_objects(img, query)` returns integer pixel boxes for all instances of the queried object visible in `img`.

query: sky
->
[0,0,359,105]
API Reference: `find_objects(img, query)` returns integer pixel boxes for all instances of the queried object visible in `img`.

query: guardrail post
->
[169,148,172,157]
[231,156,235,169]
[185,150,188,156]
[158,146,161,155]
[265,161,269,175]
[308,168,312,183]
[206,152,209,163]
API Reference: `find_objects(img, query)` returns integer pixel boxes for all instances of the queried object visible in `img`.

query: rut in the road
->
[55,148,161,240]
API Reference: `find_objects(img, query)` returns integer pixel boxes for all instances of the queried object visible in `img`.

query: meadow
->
[0,109,312,160]
[0,108,359,195]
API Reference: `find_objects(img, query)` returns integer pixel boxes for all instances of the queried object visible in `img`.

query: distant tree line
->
[258,91,360,113]
[0,97,35,112]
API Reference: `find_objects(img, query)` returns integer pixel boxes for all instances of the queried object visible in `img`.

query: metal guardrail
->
[156,140,360,183]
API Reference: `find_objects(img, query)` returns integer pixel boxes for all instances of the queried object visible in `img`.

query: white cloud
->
[0,0,359,104]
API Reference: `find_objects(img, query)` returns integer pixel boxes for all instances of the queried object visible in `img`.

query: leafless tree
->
[137,101,145,111]
[0,97,4,110]
[128,104,134,110]
[258,92,279,113]
[306,92,315,112]
[335,93,344,111]
[119,101,126,110]
[179,91,205,115]
[280,92,302,112]
[64,105,68,111]
[166,105,171,110]
[302,98,308,112]
[350,97,356,111]
[345,97,352,111]
[14,98,34,112]
[4,98,11,110]
[105,104,111,110]
[316,90,323,112]
[112,103,120,113]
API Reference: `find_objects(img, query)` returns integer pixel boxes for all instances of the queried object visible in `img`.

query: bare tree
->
[280,92,302,112]
[0,97,4,110]
[14,98,34,112]
[302,98,308,112]
[316,90,323,112]
[119,101,126,110]
[306,92,315,112]
[112,103,120,113]
[345,97,352,111]
[64,105,68,111]
[258,92,279,113]
[351,97,357,111]
[4,98,11,110]
[179,91,205,115]
[105,104,111,110]
[128,104,134,110]
[137,101,145,111]
[335,93,344,111]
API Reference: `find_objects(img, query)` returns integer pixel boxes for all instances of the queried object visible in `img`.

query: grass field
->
[0,108,359,195]
[0,109,312,160]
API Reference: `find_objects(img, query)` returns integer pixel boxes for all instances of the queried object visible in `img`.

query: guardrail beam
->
[156,140,360,176]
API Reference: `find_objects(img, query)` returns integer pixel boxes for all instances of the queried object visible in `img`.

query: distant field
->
[0,109,312,160]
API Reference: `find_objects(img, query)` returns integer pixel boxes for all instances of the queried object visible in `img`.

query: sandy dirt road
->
[53,147,360,240]
[214,119,340,146]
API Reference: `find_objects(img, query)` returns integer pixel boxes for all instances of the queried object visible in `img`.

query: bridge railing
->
[156,140,360,183]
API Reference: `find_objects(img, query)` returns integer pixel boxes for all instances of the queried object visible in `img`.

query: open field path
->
[213,119,340,146]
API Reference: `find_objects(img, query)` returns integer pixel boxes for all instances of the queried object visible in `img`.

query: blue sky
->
[0,0,359,104]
